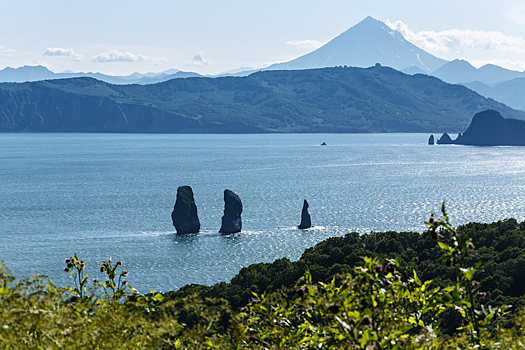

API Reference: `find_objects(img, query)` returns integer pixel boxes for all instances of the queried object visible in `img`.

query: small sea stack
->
[219,189,243,234]
[298,199,312,229]
[428,135,434,145]
[436,133,454,145]
[171,186,200,235]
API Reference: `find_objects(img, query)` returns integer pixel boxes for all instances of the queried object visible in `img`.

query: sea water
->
[1,133,525,292]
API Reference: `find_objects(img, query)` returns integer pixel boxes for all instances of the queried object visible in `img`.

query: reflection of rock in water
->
[171,186,200,234]
[298,199,312,229]
[219,189,243,234]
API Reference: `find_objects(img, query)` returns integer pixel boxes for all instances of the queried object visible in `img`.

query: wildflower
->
[296,288,305,297]
[445,258,452,267]
[100,267,104,273]
[93,278,97,283]
[414,257,420,263]
[65,258,70,263]
[430,229,439,241]
[361,316,371,326]
[479,292,487,298]
[67,263,73,268]
[117,261,122,266]
[70,295,78,302]
[123,281,127,285]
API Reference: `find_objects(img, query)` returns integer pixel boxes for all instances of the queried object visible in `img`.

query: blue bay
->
[1,133,525,292]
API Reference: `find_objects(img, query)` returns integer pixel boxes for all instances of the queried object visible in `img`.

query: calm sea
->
[1,133,525,292]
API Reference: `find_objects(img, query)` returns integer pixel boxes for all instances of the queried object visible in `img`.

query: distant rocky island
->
[436,109,525,146]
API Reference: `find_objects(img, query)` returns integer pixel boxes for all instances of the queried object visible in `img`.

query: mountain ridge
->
[1,65,523,134]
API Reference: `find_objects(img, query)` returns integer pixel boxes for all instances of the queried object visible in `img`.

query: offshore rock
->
[171,186,200,234]
[219,189,243,234]
[298,199,312,229]
[436,132,454,145]
[428,135,434,145]
[455,109,525,146]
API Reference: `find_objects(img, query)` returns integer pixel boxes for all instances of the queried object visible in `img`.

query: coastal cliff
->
[443,110,525,146]
[455,110,525,146]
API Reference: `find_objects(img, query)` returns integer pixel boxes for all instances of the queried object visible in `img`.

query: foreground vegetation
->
[2,203,525,349]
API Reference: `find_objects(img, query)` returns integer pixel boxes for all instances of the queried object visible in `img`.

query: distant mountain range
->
[1,65,523,134]
[1,16,525,111]
[401,59,525,110]
[0,65,203,85]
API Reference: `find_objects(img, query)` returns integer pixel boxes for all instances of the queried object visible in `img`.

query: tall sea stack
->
[171,186,200,234]
[298,199,312,229]
[428,135,434,145]
[219,189,243,234]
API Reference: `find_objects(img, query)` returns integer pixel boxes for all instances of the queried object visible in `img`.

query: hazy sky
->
[1,0,525,75]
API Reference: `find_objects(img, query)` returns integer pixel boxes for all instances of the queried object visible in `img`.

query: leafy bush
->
[2,203,525,349]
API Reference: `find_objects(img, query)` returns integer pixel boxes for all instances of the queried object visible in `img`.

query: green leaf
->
[153,293,164,302]
[460,267,476,281]
[437,241,450,251]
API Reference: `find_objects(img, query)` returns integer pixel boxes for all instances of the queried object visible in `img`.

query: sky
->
[1,0,525,76]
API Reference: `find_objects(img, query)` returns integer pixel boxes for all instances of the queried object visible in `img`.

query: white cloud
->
[0,46,15,56]
[505,4,525,25]
[385,20,525,54]
[286,40,327,50]
[43,47,83,62]
[92,49,146,63]
[187,52,212,66]
[91,50,168,64]
[464,58,525,72]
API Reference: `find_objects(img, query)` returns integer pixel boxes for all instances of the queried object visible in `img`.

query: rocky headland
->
[437,109,525,146]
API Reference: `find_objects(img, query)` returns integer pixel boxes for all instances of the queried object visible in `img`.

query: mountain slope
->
[491,77,525,110]
[461,77,525,111]
[431,60,525,85]
[0,66,523,133]
[265,16,447,73]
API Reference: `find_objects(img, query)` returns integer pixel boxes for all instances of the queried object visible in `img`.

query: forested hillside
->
[165,218,525,334]
[1,65,523,133]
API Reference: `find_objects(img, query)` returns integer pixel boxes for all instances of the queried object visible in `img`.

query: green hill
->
[1,65,523,133]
